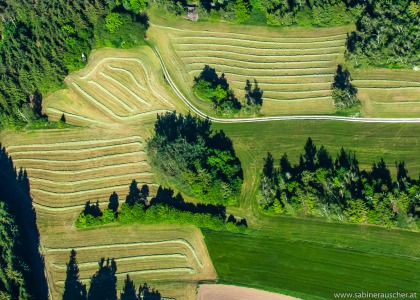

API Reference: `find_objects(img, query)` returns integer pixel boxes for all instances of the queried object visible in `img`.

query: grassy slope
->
[203,229,420,300]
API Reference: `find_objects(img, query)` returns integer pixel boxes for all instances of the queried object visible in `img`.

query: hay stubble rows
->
[0,47,215,299]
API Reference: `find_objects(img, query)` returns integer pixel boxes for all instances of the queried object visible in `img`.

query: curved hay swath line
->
[352,79,420,85]
[55,268,195,285]
[32,202,86,211]
[30,171,152,186]
[373,101,420,105]
[107,65,174,107]
[174,42,344,53]
[107,65,148,91]
[44,238,204,268]
[261,89,331,95]
[231,80,332,87]
[9,141,142,156]
[88,80,135,111]
[172,35,346,47]
[72,82,130,119]
[6,135,142,150]
[52,253,188,269]
[186,62,332,73]
[45,107,107,126]
[13,152,145,165]
[31,183,159,197]
[24,161,148,175]
[189,70,334,78]
[264,96,332,102]
[177,49,340,59]
[181,56,333,66]
[152,23,347,41]
[187,65,332,75]
[358,86,420,90]
[73,82,168,120]
[99,71,151,107]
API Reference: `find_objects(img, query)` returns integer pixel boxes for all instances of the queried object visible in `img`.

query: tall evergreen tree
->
[87,258,117,300]
[263,152,275,179]
[303,138,317,171]
[63,250,87,300]
[108,191,119,212]
[120,275,137,300]
[126,180,140,206]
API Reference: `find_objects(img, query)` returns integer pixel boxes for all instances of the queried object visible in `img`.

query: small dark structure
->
[187,6,198,21]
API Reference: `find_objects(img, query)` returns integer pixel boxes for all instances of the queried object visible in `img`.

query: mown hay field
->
[149,12,420,117]
[0,46,216,299]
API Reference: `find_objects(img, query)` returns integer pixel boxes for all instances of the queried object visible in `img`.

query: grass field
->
[148,8,420,117]
[212,120,420,213]
[203,229,420,300]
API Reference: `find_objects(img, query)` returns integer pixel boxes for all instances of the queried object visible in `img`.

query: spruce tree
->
[120,275,137,300]
[108,192,119,212]
[126,180,140,206]
[87,258,117,300]
[62,249,87,300]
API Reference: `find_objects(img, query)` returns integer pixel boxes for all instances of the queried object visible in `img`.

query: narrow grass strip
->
[29,172,152,186]
[6,135,142,150]
[172,35,346,47]
[44,238,204,267]
[88,80,134,111]
[99,72,151,106]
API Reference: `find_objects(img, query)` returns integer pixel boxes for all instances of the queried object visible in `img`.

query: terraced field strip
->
[44,47,178,127]
[5,130,156,208]
[149,23,347,115]
[42,225,216,300]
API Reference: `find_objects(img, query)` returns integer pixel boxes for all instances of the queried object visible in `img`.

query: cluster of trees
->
[147,111,243,205]
[193,65,263,115]
[346,0,420,68]
[0,0,149,130]
[193,65,242,115]
[258,138,420,230]
[156,0,363,26]
[0,145,48,299]
[63,250,162,300]
[76,181,247,232]
[0,202,30,299]
[332,64,360,111]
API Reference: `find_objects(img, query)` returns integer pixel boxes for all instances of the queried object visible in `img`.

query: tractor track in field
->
[152,44,420,124]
